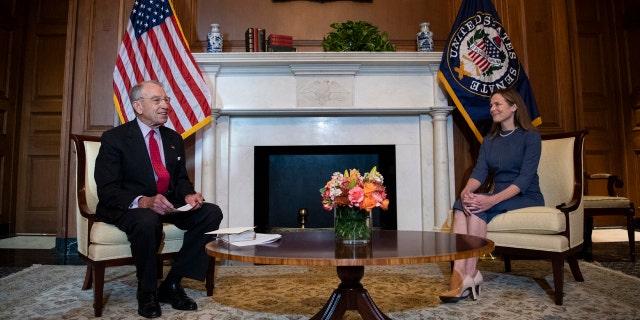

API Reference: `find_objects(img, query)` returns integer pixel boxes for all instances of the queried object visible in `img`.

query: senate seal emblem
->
[445,12,521,98]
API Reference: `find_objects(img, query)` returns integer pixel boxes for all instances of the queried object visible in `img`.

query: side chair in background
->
[582,172,636,262]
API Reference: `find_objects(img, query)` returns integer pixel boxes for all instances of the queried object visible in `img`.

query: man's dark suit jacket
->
[95,119,196,223]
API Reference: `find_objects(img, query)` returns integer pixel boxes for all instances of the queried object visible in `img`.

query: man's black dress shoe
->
[137,290,161,318]
[158,281,198,310]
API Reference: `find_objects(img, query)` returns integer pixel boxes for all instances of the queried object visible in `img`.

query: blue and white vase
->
[417,22,434,52]
[207,24,223,53]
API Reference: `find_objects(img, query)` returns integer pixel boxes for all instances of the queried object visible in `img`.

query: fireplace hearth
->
[254,145,397,233]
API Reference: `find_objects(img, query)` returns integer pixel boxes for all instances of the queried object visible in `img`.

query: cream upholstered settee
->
[71,134,214,317]
[485,131,587,305]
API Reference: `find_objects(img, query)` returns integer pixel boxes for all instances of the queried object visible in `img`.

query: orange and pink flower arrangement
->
[320,166,389,212]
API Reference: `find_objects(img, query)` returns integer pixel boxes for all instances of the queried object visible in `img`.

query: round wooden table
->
[206,230,494,320]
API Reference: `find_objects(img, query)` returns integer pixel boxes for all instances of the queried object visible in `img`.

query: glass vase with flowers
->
[320,167,389,244]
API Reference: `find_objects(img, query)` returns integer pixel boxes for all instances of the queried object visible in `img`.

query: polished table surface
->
[206,230,493,265]
[206,230,494,319]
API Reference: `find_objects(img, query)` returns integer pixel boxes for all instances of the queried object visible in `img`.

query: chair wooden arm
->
[606,175,625,196]
[556,198,581,214]
[584,172,624,196]
[556,199,579,240]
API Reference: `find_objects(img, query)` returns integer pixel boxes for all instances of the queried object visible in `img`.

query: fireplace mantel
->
[194,51,444,67]
[192,52,454,232]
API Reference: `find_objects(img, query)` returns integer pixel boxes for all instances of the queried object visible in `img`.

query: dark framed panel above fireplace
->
[254,145,397,233]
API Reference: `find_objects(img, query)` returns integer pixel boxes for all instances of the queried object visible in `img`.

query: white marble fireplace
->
[192,52,454,232]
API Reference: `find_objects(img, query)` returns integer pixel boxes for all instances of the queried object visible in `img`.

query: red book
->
[268,34,293,42]
[252,28,266,52]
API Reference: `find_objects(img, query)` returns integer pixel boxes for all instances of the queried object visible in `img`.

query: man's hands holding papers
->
[139,194,198,215]
[172,204,193,212]
[184,193,205,210]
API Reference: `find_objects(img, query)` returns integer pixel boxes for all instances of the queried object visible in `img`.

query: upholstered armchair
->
[70,134,215,317]
[486,131,588,305]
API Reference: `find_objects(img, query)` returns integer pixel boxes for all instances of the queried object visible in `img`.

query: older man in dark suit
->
[95,80,223,318]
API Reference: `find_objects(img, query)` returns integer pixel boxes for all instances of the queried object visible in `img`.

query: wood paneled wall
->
[57,0,637,238]
[0,0,24,234]
[17,0,69,234]
[575,0,640,227]
[192,0,460,52]
[576,0,625,195]
[621,0,640,216]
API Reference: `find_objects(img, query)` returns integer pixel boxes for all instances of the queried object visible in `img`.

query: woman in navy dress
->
[439,88,544,303]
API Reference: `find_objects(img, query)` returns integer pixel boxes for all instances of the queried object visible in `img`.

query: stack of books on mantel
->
[245,28,296,52]
[267,34,296,52]
[245,27,266,52]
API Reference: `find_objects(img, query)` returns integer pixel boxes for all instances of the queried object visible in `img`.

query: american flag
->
[113,0,211,138]
[468,34,502,74]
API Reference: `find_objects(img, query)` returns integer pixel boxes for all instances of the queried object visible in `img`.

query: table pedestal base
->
[311,266,391,320]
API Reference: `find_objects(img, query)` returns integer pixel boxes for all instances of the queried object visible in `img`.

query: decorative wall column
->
[197,63,221,204]
[428,106,454,231]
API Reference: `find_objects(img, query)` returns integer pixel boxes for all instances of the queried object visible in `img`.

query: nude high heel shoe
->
[473,270,483,297]
[439,271,476,303]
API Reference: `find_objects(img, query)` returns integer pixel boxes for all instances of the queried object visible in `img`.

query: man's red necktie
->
[148,130,170,194]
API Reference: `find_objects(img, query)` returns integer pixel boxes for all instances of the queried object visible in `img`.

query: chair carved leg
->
[551,256,565,305]
[567,254,584,282]
[583,215,594,261]
[157,257,164,279]
[82,265,93,290]
[92,264,106,317]
[503,255,512,272]
[206,257,216,296]
[627,213,636,262]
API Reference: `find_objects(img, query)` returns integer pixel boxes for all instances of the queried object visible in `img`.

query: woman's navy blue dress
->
[453,129,545,223]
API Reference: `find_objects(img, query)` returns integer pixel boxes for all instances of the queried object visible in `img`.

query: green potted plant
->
[322,20,396,52]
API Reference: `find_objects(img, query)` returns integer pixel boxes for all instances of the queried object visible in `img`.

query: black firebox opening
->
[254,145,397,233]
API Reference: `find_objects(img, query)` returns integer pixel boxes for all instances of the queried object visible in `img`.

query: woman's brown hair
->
[488,88,536,138]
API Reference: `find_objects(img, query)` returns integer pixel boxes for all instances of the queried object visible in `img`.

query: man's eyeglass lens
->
[140,97,170,105]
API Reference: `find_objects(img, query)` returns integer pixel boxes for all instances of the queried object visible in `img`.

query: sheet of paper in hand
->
[172,204,193,212]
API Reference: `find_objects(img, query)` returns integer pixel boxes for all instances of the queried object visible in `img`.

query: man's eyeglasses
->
[138,96,171,105]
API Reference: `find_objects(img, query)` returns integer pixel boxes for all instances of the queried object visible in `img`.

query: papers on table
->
[206,226,281,246]
[206,226,255,235]
[221,233,282,247]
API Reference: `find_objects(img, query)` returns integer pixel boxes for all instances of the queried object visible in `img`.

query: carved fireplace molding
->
[192,52,454,232]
